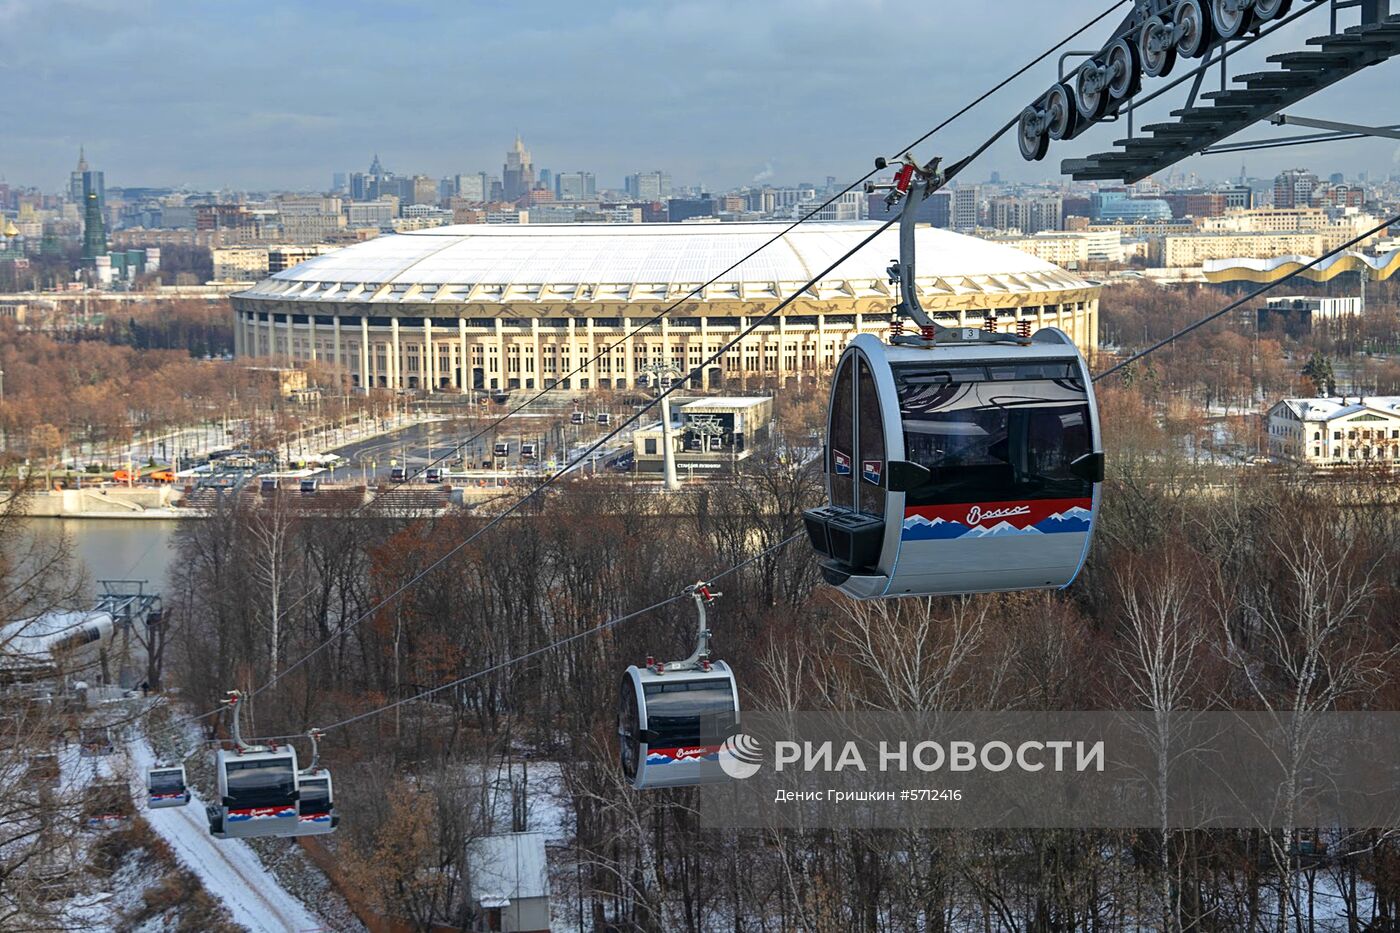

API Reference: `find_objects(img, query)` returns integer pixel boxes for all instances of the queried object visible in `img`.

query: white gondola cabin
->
[208,744,300,839]
[804,331,1102,598]
[617,585,740,790]
[291,768,337,835]
[147,765,191,809]
[618,661,739,790]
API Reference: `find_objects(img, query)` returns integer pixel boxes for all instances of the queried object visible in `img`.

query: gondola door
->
[806,342,903,597]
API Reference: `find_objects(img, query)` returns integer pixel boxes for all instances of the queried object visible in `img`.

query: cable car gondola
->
[425,467,443,484]
[290,730,338,836]
[79,726,113,757]
[596,413,612,426]
[207,691,301,840]
[299,478,319,496]
[493,442,510,458]
[147,764,191,809]
[570,410,586,425]
[618,584,740,790]
[83,781,134,831]
[521,442,537,460]
[803,159,1103,599]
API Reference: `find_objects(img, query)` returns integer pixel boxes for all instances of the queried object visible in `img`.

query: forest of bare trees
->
[160,374,1400,931]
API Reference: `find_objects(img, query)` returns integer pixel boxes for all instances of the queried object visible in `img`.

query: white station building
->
[231,222,1100,393]
[1267,396,1400,464]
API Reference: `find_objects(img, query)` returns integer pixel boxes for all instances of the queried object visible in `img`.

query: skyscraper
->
[626,171,672,201]
[82,191,107,260]
[951,185,981,231]
[69,148,105,211]
[555,171,596,200]
[1273,169,1319,209]
[503,136,535,201]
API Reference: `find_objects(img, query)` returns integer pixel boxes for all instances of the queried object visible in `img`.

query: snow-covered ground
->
[128,739,325,933]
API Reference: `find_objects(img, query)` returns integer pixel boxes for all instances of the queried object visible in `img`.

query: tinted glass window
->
[894,362,1092,507]
[149,770,185,794]
[617,676,640,779]
[642,678,736,747]
[225,757,296,808]
[299,778,332,815]
[857,358,885,517]
[829,358,854,508]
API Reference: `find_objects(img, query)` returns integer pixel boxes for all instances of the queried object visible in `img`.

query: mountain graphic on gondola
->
[903,505,1092,540]
[961,521,1043,538]
[901,515,970,540]
[1032,507,1092,534]
[646,751,718,765]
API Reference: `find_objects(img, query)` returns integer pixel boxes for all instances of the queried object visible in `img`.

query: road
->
[331,412,630,482]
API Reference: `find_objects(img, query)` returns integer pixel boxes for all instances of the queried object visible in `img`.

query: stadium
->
[231,222,1101,392]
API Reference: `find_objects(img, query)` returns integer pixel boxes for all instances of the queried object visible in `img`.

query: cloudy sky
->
[4,0,1399,193]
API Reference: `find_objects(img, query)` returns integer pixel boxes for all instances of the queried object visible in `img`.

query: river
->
[23,518,181,602]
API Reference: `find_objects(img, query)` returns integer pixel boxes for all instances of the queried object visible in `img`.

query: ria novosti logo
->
[719,733,764,780]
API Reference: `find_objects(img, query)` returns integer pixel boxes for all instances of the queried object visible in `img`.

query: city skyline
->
[5,0,1400,192]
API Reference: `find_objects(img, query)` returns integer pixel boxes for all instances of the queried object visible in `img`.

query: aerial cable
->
[226,1,1135,711]
[140,0,1132,733]
[367,0,1135,491]
[245,533,804,742]
[1093,212,1400,383]
[233,4,1128,704]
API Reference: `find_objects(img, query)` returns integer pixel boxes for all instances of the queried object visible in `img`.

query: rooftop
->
[236,222,1093,306]
[1276,396,1400,421]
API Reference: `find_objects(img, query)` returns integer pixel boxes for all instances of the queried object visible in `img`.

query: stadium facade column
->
[284,312,294,363]
[308,316,317,364]
[624,316,635,389]
[332,316,343,384]
[529,318,541,391]
[233,310,244,357]
[492,318,505,390]
[566,317,577,390]
[738,316,748,390]
[360,317,371,389]
[423,317,434,393]
[390,317,401,390]
[777,314,787,383]
[585,317,596,389]
[457,317,467,393]
[698,316,708,388]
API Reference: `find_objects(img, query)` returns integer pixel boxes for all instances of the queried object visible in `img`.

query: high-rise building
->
[986,196,1062,234]
[626,171,672,201]
[503,136,535,201]
[455,173,488,202]
[1220,185,1253,211]
[351,153,395,201]
[411,175,438,206]
[82,191,107,260]
[555,171,596,200]
[951,185,981,231]
[69,148,105,212]
[1273,169,1319,209]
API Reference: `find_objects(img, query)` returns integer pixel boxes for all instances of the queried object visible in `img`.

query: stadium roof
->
[237,222,1093,306]
[1204,248,1400,284]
